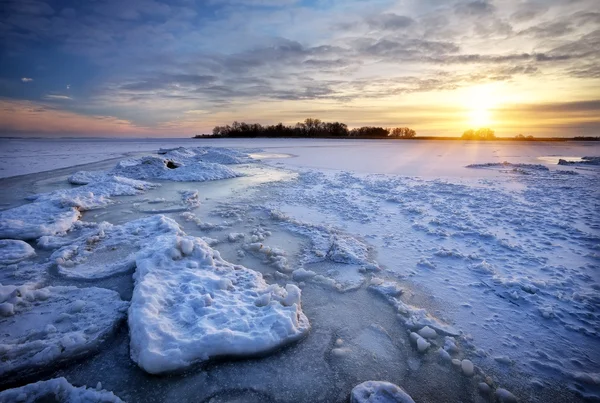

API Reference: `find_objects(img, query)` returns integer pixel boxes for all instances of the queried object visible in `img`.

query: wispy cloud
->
[43,94,73,101]
[21,77,33,83]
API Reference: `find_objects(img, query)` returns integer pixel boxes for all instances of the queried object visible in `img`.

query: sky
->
[0,0,599,137]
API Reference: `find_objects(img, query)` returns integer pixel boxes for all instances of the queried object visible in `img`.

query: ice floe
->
[0,240,35,265]
[558,156,600,166]
[350,381,415,403]
[0,377,124,403]
[71,147,248,184]
[50,215,183,279]
[0,284,127,379]
[128,234,310,374]
[0,175,156,240]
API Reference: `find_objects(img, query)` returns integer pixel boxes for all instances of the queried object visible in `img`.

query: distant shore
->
[194,135,599,142]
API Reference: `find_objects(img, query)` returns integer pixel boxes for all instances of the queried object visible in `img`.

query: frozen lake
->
[0,138,599,403]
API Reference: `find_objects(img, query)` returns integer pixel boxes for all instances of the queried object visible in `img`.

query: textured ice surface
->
[0,175,155,240]
[0,377,124,403]
[350,381,415,403]
[50,215,183,279]
[68,148,247,185]
[129,234,310,374]
[0,284,127,379]
[0,202,80,240]
[0,240,35,265]
[1,141,598,402]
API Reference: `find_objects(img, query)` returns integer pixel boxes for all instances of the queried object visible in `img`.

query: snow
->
[0,175,156,240]
[0,202,80,240]
[350,381,415,403]
[0,377,124,403]
[111,155,239,182]
[0,240,35,265]
[0,139,598,402]
[128,233,310,374]
[0,284,127,380]
[50,215,182,279]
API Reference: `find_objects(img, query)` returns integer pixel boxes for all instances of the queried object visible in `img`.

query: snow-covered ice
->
[350,381,415,403]
[129,233,310,374]
[0,284,127,380]
[0,240,35,265]
[50,215,182,279]
[0,377,124,403]
[0,139,598,402]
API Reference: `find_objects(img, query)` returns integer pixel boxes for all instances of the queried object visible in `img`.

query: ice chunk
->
[0,240,36,265]
[0,202,80,240]
[128,234,310,374]
[351,381,415,403]
[466,162,549,171]
[496,388,518,402]
[0,284,127,379]
[0,377,124,402]
[51,215,183,279]
[292,268,317,281]
[0,175,156,240]
[113,155,239,182]
[32,175,157,210]
[461,359,474,376]
[417,326,437,339]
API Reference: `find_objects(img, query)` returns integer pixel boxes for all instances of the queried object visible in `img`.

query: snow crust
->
[70,147,247,184]
[0,202,80,240]
[0,284,127,379]
[0,377,124,403]
[128,233,310,374]
[0,240,35,265]
[350,381,415,403]
[0,175,155,240]
[50,215,183,279]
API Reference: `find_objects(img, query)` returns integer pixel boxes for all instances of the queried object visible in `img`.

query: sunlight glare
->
[464,84,499,128]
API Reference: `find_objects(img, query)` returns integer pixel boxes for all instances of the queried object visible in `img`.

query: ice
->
[0,284,127,380]
[496,388,518,402]
[0,175,156,240]
[128,234,310,374]
[461,359,474,376]
[558,156,600,166]
[33,175,157,209]
[417,326,437,339]
[50,215,182,279]
[350,381,415,403]
[0,377,124,403]
[271,210,379,272]
[466,161,549,171]
[0,202,80,240]
[0,240,35,265]
[1,141,598,402]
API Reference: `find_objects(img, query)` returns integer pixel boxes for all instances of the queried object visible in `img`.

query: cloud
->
[0,99,149,135]
[366,14,415,31]
[43,94,72,100]
[454,1,496,16]
[21,77,33,82]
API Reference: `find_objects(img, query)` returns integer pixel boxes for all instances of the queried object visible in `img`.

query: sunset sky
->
[1,0,599,137]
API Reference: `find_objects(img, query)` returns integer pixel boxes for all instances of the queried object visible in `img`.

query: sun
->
[468,106,491,128]
[463,84,499,128]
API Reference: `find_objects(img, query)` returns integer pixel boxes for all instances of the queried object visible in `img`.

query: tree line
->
[202,118,417,139]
